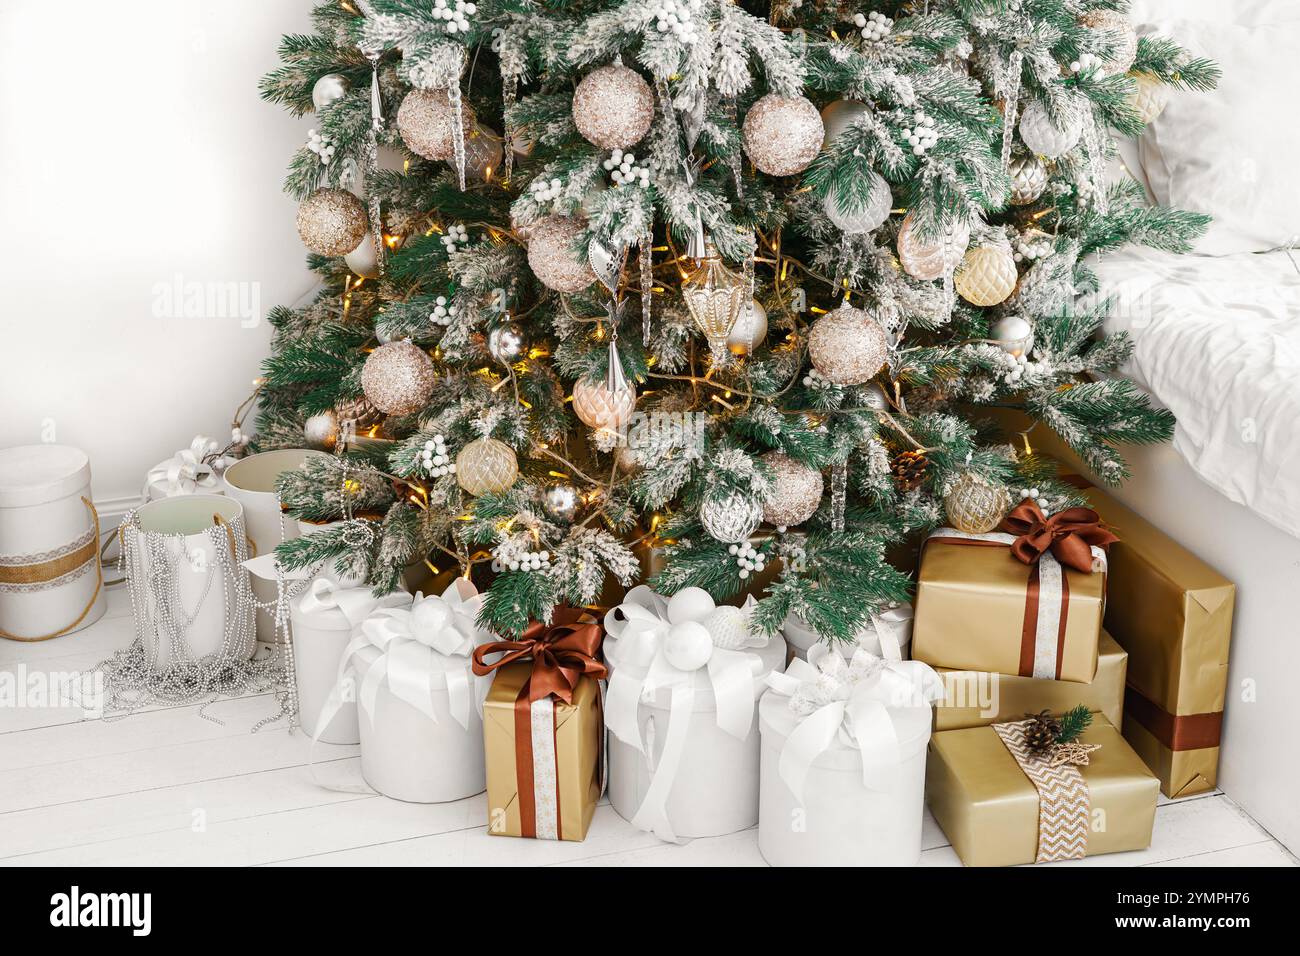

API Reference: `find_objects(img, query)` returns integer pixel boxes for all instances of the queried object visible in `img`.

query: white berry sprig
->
[529,176,563,202]
[1013,236,1053,263]
[854,11,894,43]
[432,0,475,35]
[728,540,768,580]
[429,295,458,327]
[652,0,704,45]
[491,542,552,574]
[902,111,939,156]
[306,128,336,165]
[801,368,842,393]
[421,434,456,478]
[440,223,468,255]
[1070,52,1103,76]
[603,149,652,188]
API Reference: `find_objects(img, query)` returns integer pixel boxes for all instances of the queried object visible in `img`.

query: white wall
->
[0,0,316,515]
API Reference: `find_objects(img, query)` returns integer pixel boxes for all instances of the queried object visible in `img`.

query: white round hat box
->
[605,633,787,840]
[221,448,329,642]
[757,691,932,867]
[0,445,107,642]
[782,609,912,663]
[127,494,256,668]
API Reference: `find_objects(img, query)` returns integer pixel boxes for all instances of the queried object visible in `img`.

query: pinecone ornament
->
[335,396,382,432]
[1023,709,1063,755]
[891,450,929,491]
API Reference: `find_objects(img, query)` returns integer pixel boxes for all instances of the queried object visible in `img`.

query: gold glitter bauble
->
[572,374,636,433]
[396,88,476,161]
[761,451,823,529]
[955,246,1018,307]
[741,94,824,177]
[700,491,763,544]
[296,188,368,256]
[361,341,436,416]
[1079,8,1138,76]
[897,210,971,281]
[944,471,1012,534]
[1008,151,1049,206]
[807,301,890,386]
[572,64,654,150]
[1018,100,1082,159]
[455,437,519,496]
[527,215,596,293]
[1128,72,1170,126]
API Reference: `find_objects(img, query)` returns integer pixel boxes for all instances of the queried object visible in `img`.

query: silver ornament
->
[863,383,890,411]
[1018,100,1082,159]
[456,437,519,496]
[345,232,381,278]
[542,483,580,522]
[807,301,890,386]
[820,99,869,146]
[396,88,475,162]
[527,215,596,293]
[1008,151,1049,206]
[761,452,823,529]
[742,94,824,177]
[824,171,894,235]
[296,188,368,256]
[991,315,1035,357]
[463,123,504,182]
[303,410,340,449]
[727,298,768,355]
[487,322,526,365]
[572,64,654,151]
[312,74,349,111]
[361,341,436,416]
[700,491,763,544]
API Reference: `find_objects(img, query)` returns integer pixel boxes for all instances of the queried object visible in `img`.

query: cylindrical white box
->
[291,599,361,746]
[783,610,912,663]
[222,449,328,642]
[606,635,786,840]
[357,658,486,803]
[0,445,107,642]
[758,691,932,867]
[130,494,255,668]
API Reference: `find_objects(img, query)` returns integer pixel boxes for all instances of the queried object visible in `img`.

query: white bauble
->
[1129,73,1170,126]
[345,233,381,278]
[955,246,1018,307]
[703,605,752,650]
[896,210,971,281]
[572,374,636,432]
[1018,101,1083,159]
[727,299,768,355]
[312,73,348,111]
[303,410,339,449]
[991,315,1034,357]
[700,492,763,544]
[820,99,869,147]
[664,621,714,671]
[667,586,717,625]
[824,171,893,235]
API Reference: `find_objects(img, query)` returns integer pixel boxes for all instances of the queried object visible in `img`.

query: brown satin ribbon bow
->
[471,607,607,704]
[1000,499,1119,574]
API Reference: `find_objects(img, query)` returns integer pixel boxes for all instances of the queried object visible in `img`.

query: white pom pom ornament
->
[1018,101,1083,160]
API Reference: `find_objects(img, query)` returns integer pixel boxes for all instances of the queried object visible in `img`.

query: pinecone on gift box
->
[1023,709,1063,755]
[891,450,929,491]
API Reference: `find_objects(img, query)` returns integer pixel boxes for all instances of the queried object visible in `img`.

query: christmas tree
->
[256,0,1218,641]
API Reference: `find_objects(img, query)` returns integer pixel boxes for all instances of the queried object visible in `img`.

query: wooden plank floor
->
[2,588,1295,867]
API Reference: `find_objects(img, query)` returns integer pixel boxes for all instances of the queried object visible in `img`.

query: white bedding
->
[1090,246,1300,538]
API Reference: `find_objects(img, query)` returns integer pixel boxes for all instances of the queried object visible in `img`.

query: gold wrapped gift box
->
[482,662,602,841]
[926,715,1159,867]
[934,630,1128,731]
[1074,483,1234,798]
[913,535,1104,684]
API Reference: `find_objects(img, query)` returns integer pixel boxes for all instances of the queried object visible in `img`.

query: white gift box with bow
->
[312,578,494,803]
[603,585,786,843]
[143,436,226,503]
[290,578,412,744]
[781,605,914,663]
[758,643,942,867]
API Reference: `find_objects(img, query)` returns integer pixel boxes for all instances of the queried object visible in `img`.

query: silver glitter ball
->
[742,94,824,177]
[303,410,339,449]
[527,216,596,293]
[543,483,580,522]
[727,298,768,355]
[761,451,823,528]
[572,64,654,151]
[361,341,437,416]
[296,188,369,256]
[396,88,476,162]
[700,491,763,544]
[807,301,889,386]
[1008,151,1049,206]
[311,73,348,111]
[487,322,526,366]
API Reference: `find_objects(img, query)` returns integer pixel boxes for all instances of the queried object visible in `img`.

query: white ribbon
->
[145,436,220,497]
[602,585,770,843]
[765,644,943,806]
[926,528,1108,680]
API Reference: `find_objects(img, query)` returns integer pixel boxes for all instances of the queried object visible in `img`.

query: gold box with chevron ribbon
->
[925,714,1158,867]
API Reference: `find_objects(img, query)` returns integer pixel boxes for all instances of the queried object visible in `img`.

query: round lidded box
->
[0,445,107,641]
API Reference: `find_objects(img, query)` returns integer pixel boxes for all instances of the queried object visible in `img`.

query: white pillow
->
[1130,0,1300,24]
[1138,20,1300,255]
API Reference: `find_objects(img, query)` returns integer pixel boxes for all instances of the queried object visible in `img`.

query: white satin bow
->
[296,577,404,627]
[146,436,220,496]
[602,585,771,843]
[765,644,943,806]
[313,577,493,742]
